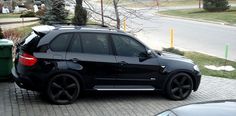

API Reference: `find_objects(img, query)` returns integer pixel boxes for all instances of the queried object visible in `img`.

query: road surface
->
[88,2,236,61]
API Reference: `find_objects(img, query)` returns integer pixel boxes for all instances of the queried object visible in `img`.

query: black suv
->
[12,25,201,104]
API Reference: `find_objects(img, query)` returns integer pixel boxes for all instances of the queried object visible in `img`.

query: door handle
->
[118,61,128,66]
[71,58,80,63]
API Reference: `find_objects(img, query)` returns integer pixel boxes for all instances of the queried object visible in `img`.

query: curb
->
[0,18,40,25]
[158,13,236,27]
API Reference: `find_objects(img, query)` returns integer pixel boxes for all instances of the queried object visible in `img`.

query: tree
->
[0,27,4,39]
[113,0,120,29]
[72,4,87,25]
[203,0,230,12]
[72,0,88,25]
[41,0,69,25]
[85,0,145,31]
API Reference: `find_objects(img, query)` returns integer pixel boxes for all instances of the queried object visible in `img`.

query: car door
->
[111,34,161,86]
[66,32,117,88]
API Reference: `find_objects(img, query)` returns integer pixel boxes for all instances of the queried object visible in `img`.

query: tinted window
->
[20,31,43,53]
[50,33,73,52]
[80,33,110,55]
[112,34,147,57]
[69,33,82,53]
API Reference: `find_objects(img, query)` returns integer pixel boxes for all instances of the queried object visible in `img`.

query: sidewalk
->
[0,18,39,30]
[0,17,39,25]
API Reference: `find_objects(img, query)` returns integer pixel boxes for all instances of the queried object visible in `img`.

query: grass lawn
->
[0,13,21,18]
[177,52,236,79]
[185,52,236,79]
[15,24,37,38]
[163,48,236,79]
[159,7,236,25]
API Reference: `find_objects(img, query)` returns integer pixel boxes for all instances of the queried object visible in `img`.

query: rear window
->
[19,31,43,53]
[21,32,38,45]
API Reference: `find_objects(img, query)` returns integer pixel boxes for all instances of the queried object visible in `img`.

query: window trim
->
[49,32,75,52]
[111,34,148,58]
[67,33,83,53]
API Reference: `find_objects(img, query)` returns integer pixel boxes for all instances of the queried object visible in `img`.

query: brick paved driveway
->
[0,76,236,116]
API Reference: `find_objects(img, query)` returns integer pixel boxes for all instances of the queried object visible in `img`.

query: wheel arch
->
[164,70,197,91]
[44,69,85,91]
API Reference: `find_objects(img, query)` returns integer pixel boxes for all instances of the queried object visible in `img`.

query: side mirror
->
[139,50,152,62]
[147,50,152,56]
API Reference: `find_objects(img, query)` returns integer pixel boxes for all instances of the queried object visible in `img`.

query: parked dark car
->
[156,100,236,116]
[11,25,201,104]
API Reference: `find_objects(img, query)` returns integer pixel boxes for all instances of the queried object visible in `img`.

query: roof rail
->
[49,22,108,28]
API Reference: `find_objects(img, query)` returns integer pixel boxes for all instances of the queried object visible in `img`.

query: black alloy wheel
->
[47,74,80,104]
[166,73,193,100]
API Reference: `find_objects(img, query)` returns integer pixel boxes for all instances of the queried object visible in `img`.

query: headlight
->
[194,65,200,71]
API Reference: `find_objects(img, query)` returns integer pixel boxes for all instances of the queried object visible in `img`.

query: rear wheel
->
[47,74,80,104]
[166,73,193,100]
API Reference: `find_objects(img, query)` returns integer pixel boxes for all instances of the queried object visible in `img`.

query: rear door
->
[66,32,117,88]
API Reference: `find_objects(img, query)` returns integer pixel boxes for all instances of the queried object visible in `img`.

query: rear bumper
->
[11,67,36,91]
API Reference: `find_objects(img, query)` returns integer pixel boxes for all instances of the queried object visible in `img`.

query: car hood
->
[159,52,193,64]
[171,101,236,116]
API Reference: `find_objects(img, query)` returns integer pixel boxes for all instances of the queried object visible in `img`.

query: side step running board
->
[94,85,155,91]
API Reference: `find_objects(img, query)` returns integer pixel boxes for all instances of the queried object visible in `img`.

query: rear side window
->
[80,33,110,55]
[50,33,73,52]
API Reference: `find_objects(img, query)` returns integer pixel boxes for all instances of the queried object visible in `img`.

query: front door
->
[111,34,160,86]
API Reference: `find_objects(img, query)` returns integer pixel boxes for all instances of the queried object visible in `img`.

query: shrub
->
[36,9,45,17]
[162,48,185,56]
[20,11,36,17]
[3,29,22,44]
[203,0,230,12]
[72,4,87,25]
[0,27,4,39]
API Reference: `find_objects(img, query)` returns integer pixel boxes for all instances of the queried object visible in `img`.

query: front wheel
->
[166,73,193,100]
[47,74,80,104]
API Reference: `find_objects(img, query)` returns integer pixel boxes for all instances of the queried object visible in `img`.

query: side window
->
[80,33,110,55]
[69,33,82,53]
[50,33,73,52]
[112,34,147,57]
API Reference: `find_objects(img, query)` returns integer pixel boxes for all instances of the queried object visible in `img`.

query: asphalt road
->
[134,11,236,61]
[89,2,236,61]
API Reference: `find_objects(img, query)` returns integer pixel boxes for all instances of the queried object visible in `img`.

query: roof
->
[32,25,125,34]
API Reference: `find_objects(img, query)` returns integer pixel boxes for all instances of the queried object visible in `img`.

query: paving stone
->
[0,76,236,116]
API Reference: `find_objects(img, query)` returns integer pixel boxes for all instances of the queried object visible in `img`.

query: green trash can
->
[0,39,14,80]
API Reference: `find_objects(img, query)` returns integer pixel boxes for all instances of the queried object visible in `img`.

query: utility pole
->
[199,0,201,8]
[101,0,104,26]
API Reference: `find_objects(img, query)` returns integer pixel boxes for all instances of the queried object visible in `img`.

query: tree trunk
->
[76,0,82,6]
[113,0,120,29]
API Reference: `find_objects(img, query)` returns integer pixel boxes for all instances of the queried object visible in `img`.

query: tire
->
[166,73,193,100]
[47,73,80,104]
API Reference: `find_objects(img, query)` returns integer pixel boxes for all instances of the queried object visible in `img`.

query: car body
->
[156,100,236,116]
[11,25,201,104]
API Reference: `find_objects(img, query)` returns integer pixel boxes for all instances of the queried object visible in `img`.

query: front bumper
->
[193,71,201,91]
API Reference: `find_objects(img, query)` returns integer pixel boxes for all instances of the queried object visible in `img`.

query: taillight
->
[19,53,38,66]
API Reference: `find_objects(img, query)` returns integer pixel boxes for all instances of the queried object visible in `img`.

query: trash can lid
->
[0,39,14,46]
